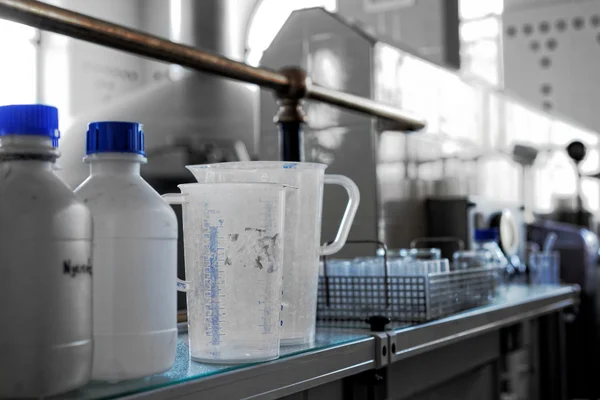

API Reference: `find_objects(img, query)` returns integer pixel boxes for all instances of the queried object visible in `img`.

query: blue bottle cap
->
[86,121,145,156]
[0,104,60,144]
[474,228,499,241]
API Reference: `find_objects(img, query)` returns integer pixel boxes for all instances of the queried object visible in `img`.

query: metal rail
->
[0,0,425,132]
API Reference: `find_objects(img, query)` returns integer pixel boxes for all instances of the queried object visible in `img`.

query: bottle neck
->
[86,153,146,176]
[1,158,54,171]
[0,135,58,161]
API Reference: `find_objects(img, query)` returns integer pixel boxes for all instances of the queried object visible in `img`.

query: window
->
[459,0,503,86]
[0,20,37,105]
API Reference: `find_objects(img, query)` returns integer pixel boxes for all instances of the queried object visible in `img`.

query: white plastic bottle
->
[0,104,93,397]
[74,121,178,381]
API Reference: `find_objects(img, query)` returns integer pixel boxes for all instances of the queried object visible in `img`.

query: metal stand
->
[274,67,307,161]
[276,120,303,161]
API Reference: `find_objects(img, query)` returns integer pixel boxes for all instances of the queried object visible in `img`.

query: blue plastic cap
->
[475,228,499,241]
[0,105,60,142]
[86,121,145,156]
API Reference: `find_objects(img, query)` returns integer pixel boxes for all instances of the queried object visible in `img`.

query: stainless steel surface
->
[0,0,285,90]
[388,284,579,363]
[338,0,460,68]
[57,73,259,187]
[51,0,261,189]
[387,331,500,400]
[0,0,425,131]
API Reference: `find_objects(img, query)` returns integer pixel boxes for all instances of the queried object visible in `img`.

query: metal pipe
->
[0,0,425,131]
[308,85,424,131]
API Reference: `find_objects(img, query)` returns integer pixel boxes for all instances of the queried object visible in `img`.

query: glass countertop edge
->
[389,284,579,332]
[53,328,372,400]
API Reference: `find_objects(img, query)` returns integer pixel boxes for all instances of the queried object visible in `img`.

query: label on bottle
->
[63,258,93,277]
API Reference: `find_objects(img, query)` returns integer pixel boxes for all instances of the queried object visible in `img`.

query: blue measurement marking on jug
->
[202,203,224,346]
[258,195,283,335]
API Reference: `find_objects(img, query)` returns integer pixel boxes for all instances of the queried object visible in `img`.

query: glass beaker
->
[452,250,492,270]
[187,162,360,345]
[528,251,560,284]
[406,248,441,261]
[163,183,286,363]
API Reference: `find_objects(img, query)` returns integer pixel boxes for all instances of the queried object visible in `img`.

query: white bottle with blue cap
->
[74,121,177,381]
[0,104,93,397]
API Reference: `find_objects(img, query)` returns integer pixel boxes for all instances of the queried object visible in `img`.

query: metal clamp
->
[371,332,390,369]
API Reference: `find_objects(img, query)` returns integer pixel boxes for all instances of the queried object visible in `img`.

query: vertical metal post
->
[276,104,305,162]
[274,67,308,162]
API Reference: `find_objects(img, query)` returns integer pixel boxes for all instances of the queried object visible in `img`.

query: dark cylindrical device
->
[566,140,589,228]
[278,121,303,162]
[567,141,587,165]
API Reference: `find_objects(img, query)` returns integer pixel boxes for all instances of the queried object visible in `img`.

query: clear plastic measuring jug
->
[187,162,360,345]
[163,183,286,363]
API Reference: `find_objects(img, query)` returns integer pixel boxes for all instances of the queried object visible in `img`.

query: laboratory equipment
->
[549,141,595,230]
[376,248,409,258]
[406,248,441,260]
[452,250,492,270]
[318,259,495,325]
[74,121,178,381]
[0,105,92,397]
[397,258,450,275]
[511,143,539,223]
[528,220,599,397]
[528,251,560,285]
[187,161,360,345]
[426,198,525,262]
[164,182,286,363]
[474,229,509,270]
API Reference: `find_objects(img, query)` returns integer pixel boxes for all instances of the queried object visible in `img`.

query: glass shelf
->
[53,284,576,399]
[54,328,370,400]
[388,283,576,330]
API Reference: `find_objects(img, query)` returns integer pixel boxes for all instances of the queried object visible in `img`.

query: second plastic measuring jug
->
[164,183,287,363]
[188,162,360,345]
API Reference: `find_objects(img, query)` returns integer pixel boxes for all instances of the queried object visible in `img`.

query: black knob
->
[567,141,587,165]
[366,315,391,332]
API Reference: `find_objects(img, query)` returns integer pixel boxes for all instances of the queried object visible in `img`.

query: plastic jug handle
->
[162,193,192,292]
[320,174,360,256]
